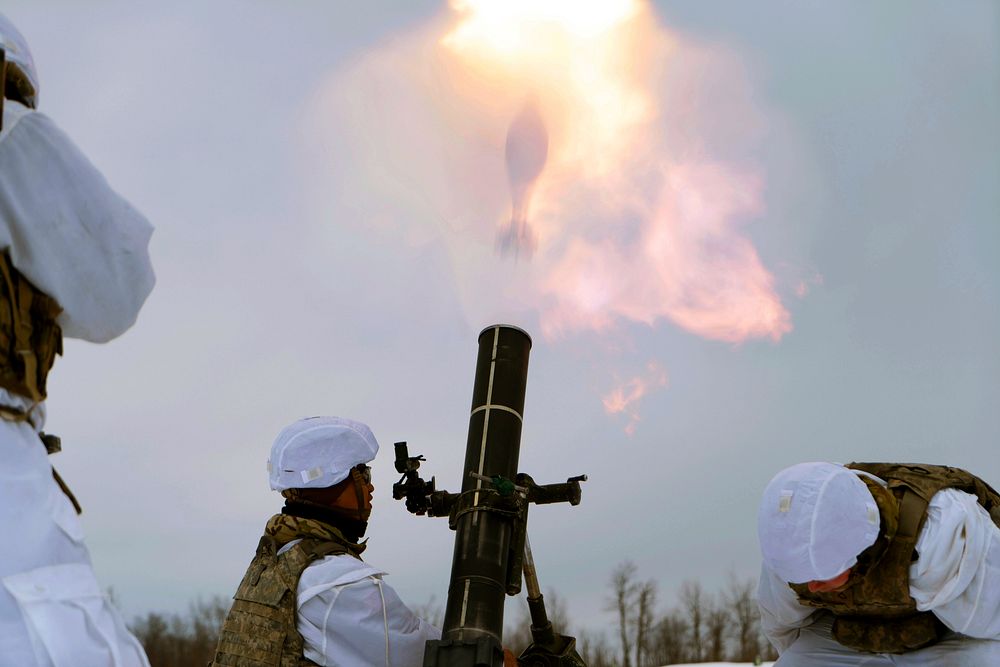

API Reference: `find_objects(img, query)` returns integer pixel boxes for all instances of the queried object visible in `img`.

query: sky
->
[4,0,998,640]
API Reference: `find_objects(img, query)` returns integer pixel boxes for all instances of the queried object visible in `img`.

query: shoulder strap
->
[297,537,352,560]
[896,488,926,540]
[274,538,352,594]
[850,461,1000,532]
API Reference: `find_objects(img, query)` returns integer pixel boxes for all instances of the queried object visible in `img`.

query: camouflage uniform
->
[212,512,438,667]
[789,463,1000,654]
[212,515,362,667]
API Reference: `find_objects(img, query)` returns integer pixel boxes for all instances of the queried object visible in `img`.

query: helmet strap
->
[349,467,370,522]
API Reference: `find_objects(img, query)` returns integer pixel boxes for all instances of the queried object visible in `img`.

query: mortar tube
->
[440,325,532,646]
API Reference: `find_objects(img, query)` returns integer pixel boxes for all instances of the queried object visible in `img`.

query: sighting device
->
[393,325,587,667]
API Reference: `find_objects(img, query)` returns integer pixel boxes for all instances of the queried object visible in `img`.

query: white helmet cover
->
[758,462,881,584]
[268,416,378,491]
[0,13,39,108]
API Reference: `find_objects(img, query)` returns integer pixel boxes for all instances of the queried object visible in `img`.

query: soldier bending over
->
[757,461,1000,665]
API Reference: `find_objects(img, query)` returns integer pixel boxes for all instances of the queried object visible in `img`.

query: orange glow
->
[795,271,824,298]
[539,163,791,343]
[602,362,668,435]
[429,0,790,343]
[440,0,655,182]
[445,0,640,45]
[307,1,805,432]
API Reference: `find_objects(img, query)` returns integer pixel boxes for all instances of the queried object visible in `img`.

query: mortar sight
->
[394,441,424,474]
[392,441,438,515]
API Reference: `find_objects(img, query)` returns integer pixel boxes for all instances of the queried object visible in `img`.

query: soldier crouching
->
[757,461,1000,665]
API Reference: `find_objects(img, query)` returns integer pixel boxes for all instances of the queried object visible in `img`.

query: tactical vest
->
[790,462,1000,654]
[0,252,79,511]
[211,535,353,667]
[0,251,62,412]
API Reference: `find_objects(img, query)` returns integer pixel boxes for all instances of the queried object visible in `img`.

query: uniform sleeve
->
[910,488,1000,639]
[0,107,154,342]
[3,562,150,667]
[757,563,816,653]
[298,568,440,667]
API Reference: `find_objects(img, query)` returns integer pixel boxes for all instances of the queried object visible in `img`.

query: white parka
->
[0,100,154,666]
[277,543,440,667]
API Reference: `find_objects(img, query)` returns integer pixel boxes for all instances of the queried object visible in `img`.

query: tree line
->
[129,561,778,667]
[566,561,779,666]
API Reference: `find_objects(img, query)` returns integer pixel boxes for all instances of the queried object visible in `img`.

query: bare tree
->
[132,612,170,665]
[726,574,763,662]
[607,561,637,667]
[131,596,229,667]
[648,610,687,666]
[679,580,705,663]
[576,629,616,667]
[504,597,534,656]
[703,596,729,662]
[633,580,656,667]
[543,588,571,637]
[190,596,228,656]
[504,588,573,658]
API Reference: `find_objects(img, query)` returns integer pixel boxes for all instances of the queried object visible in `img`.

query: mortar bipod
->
[468,472,587,667]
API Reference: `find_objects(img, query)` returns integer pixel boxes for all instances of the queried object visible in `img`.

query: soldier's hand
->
[503,647,517,667]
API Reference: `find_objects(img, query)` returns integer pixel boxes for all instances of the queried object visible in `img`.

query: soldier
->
[756,461,1000,665]
[0,11,155,667]
[212,416,440,667]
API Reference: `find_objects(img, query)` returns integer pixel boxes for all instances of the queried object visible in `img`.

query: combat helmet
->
[0,13,39,109]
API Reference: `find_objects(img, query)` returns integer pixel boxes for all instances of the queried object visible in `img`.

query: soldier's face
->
[347,464,374,517]
[359,473,374,509]
[806,568,852,593]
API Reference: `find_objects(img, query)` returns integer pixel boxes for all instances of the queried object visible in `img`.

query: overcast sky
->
[5,0,998,638]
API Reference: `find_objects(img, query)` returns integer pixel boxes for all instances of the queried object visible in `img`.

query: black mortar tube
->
[437,325,531,659]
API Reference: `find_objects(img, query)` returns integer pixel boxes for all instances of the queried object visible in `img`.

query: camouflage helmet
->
[0,12,39,108]
[267,416,378,491]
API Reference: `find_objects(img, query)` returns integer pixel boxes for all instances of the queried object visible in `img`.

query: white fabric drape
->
[0,101,154,342]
